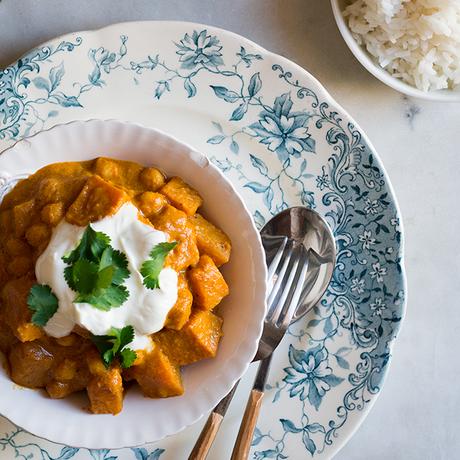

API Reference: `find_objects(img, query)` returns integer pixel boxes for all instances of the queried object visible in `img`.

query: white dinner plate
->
[0,21,406,459]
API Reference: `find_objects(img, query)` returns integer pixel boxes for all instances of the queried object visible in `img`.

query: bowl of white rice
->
[331,0,460,102]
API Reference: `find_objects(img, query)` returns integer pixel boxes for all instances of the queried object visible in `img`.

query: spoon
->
[189,206,336,460]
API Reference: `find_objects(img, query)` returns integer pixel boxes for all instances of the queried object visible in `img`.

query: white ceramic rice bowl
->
[330,0,460,102]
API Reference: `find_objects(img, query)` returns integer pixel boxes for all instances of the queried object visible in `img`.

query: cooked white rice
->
[343,0,460,92]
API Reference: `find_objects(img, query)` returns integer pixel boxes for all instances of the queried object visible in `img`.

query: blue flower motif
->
[358,230,376,250]
[283,344,343,410]
[364,198,379,215]
[370,262,387,283]
[249,93,315,163]
[350,277,365,294]
[175,30,224,69]
[370,298,387,317]
[316,170,330,190]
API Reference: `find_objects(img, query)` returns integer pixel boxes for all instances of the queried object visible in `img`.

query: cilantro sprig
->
[140,242,177,289]
[27,284,59,326]
[63,225,130,311]
[91,325,137,368]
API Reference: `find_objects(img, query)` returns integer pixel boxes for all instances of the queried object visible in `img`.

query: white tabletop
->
[1,1,459,459]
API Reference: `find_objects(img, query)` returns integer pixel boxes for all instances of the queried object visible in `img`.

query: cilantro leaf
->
[27,284,59,326]
[119,348,137,368]
[118,324,135,349]
[99,247,129,285]
[62,225,110,264]
[99,247,113,270]
[103,349,115,367]
[141,242,177,290]
[91,333,113,351]
[90,325,137,368]
[75,285,129,311]
[140,259,162,290]
[71,259,99,294]
[62,226,131,311]
[150,242,178,260]
[96,266,115,291]
[63,265,76,291]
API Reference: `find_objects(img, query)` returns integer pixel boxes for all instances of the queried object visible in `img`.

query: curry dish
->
[0,157,231,414]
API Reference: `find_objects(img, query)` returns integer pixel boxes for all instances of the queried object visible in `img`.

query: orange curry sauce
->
[0,157,231,414]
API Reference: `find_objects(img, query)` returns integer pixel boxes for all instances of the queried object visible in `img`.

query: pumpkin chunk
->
[127,344,184,398]
[160,177,203,216]
[41,202,65,226]
[153,310,223,366]
[87,351,124,415]
[94,157,143,191]
[150,204,199,270]
[188,255,229,310]
[189,214,231,266]
[66,175,128,226]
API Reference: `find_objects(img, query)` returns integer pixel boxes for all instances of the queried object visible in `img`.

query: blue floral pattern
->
[249,93,315,163]
[0,422,165,460]
[175,30,224,69]
[284,345,343,410]
[0,38,83,139]
[0,24,405,459]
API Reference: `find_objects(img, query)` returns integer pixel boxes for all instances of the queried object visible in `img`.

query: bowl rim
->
[330,0,460,102]
[0,119,268,448]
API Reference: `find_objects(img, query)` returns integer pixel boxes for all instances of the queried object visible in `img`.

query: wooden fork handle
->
[230,389,264,460]
[188,411,224,460]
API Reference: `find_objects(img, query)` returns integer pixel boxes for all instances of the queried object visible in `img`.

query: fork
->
[189,235,310,459]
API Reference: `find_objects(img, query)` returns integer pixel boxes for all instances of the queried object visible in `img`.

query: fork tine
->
[266,240,295,315]
[265,236,289,283]
[277,250,310,328]
[266,245,302,322]
[292,267,321,320]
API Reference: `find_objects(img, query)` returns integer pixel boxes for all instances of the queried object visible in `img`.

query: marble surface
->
[0,1,459,458]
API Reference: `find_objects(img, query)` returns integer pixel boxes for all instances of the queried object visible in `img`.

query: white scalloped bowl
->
[0,120,267,448]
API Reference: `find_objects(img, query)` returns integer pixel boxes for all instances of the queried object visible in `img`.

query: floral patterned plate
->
[0,21,406,459]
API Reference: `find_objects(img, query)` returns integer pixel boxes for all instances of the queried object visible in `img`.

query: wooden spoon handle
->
[188,411,224,460]
[230,389,264,460]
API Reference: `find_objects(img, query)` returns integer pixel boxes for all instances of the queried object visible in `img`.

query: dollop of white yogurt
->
[35,202,178,351]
